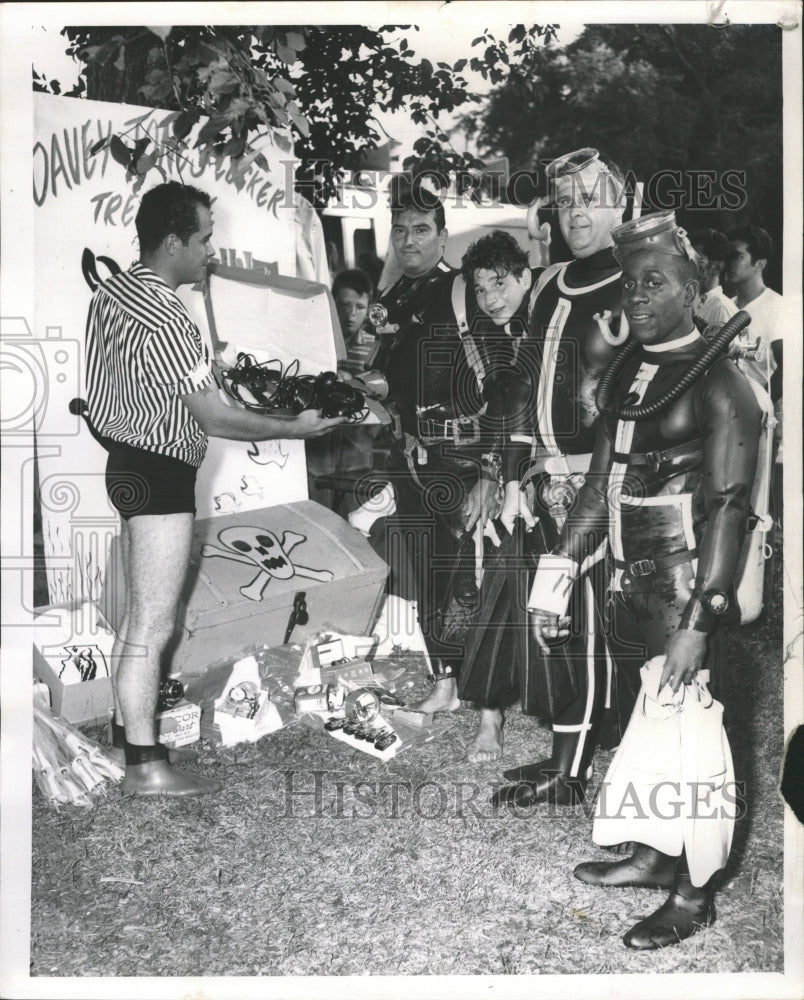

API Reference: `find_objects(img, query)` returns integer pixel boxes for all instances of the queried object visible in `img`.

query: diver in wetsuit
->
[528,210,760,949]
[465,149,631,801]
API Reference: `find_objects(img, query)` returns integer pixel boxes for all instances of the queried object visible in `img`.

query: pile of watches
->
[324,716,398,752]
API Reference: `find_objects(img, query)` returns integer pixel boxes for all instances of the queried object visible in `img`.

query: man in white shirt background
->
[689,228,739,331]
[725,224,783,404]
[725,223,783,521]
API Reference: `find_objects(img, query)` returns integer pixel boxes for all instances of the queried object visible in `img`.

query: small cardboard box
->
[309,635,378,669]
[320,659,374,688]
[33,601,114,726]
[384,707,434,728]
[156,700,201,748]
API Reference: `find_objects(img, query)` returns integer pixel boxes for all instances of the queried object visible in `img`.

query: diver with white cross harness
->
[527,209,761,949]
[471,148,631,801]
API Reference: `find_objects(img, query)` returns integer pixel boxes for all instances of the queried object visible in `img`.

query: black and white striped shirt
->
[85,263,213,467]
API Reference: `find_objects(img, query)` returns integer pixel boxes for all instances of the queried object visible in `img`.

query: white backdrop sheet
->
[32,93,336,604]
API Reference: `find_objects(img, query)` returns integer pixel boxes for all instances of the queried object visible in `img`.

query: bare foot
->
[121,760,222,797]
[413,677,461,714]
[467,707,504,762]
[109,745,198,767]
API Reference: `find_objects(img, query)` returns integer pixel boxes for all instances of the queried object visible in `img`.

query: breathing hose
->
[220,354,369,421]
[595,310,751,421]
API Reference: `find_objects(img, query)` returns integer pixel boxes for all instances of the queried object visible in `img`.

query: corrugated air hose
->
[595,310,751,421]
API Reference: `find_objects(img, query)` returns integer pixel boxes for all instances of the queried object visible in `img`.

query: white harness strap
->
[451,273,470,334]
[529,261,566,310]
[451,274,486,392]
[608,361,658,588]
[536,295,571,457]
[608,361,697,590]
[527,262,571,459]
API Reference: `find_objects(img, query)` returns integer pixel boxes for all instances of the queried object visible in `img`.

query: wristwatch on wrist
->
[481,451,502,480]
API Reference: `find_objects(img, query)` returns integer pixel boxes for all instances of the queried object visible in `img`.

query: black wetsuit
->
[459,248,626,772]
[547,336,761,715]
[377,266,535,678]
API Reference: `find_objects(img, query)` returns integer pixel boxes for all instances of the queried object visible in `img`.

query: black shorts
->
[104,440,198,520]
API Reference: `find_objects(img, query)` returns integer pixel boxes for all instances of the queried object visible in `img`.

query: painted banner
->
[30,93,334,605]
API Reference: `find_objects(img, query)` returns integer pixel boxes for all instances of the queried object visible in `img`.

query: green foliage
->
[38,23,558,206]
[32,67,63,95]
[465,23,783,242]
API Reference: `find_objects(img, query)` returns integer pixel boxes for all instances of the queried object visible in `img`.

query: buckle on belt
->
[628,559,656,577]
[452,416,479,444]
[418,416,479,444]
[644,451,662,473]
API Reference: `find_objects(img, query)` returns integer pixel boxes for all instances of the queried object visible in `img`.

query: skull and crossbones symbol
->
[201,526,334,601]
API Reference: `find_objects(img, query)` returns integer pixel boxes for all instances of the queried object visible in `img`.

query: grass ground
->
[29,558,785,980]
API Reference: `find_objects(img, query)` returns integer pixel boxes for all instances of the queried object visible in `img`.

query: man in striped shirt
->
[86,182,345,797]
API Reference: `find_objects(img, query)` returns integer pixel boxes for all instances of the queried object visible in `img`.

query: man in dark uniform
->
[369,180,460,712]
[468,149,632,806]
[374,179,454,341]
[372,181,536,714]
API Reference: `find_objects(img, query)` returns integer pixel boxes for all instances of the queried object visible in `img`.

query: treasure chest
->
[101,501,388,678]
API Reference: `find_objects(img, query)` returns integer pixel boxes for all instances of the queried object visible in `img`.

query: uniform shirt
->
[695,284,739,330]
[730,286,783,389]
[375,260,456,435]
[377,259,453,329]
[85,262,214,467]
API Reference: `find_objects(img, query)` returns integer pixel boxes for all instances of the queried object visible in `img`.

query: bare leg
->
[118,512,220,797]
[106,521,196,765]
[413,676,461,713]
[109,517,131,722]
[466,707,504,763]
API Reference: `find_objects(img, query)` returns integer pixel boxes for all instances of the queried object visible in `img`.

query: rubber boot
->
[503,757,554,783]
[491,728,590,808]
[623,872,715,949]
[574,843,677,889]
[503,687,602,785]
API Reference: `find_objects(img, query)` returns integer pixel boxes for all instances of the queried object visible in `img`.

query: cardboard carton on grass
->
[156,700,201,748]
[384,706,434,728]
[33,600,114,726]
[320,658,374,688]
